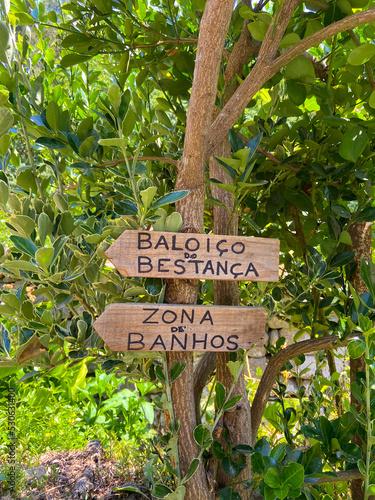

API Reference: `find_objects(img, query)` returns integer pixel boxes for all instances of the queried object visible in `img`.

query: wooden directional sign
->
[106,230,279,281]
[94,304,266,352]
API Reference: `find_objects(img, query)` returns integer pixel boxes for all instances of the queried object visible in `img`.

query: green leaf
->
[0,179,8,206]
[347,43,375,66]
[360,259,375,297]
[264,467,281,488]
[339,127,368,162]
[152,484,173,498]
[60,211,75,235]
[324,3,344,26]
[215,381,226,409]
[35,247,54,271]
[219,488,241,500]
[356,207,375,222]
[222,457,240,477]
[52,235,68,266]
[98,138,127,149]
[52,193,69,212]
[124,286,146,297]
[112,486,148,498]
[122,109,137,136]
[154,365,166,384]
[223,395,242,411]
[281,463,304,489]
[182,459,200,483]
[284,187,314,212]
[144,278,163,296]
[38,212,53,246]
[164,212,183,232]
[170,361,186,383]
[284,56,315,82]
[287,80,306,106]
[0,303,15,315]
[151,190,189,209]
[46,101,60,131]
[164,486,186,500]
[209,178,237,193]
[248,20,269,41]
[60,53,93,68]
[0,293,19,311]
[9,215,35,237]
[212,441,226,459]
[3,260,39,273]
[338,230,352,245]
[279,33,300,48]
[16,167,38,193]
[348,339,366,359]
[9,236,37,257]
[35,137,67,149]
[193,424,213,448]
[358,459,366,475]
[0,133,10,155]
[0,108,13,137]
[274,485,289,500]
[108,84,122,110]
[227,360,243,379]
[0,21,10,65]
[141,186,157,209]
[330,251,354,267]
[275,100,303,118]
[233,444,253,454]
[214,156,237,181]
[332,204,351,218]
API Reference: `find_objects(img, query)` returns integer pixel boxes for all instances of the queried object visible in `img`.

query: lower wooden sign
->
[94,304,266,352]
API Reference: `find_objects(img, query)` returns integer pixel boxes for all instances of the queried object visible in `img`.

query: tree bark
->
[207,6,375,157]
[206,13,259,492]
[349,221,372,500]
[209,139,252,496]
[250,333,359,443]
[164,1,235,497]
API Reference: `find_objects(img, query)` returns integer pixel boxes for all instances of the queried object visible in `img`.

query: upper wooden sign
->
[106,231,279,282]
[93,304,266,352]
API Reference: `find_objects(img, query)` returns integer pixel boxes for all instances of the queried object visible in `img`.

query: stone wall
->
[248,317,348,392]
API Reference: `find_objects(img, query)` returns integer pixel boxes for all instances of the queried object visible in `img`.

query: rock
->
[268,317,289,330]
[290,355,316,378]
[279,328,300,345]
[286,377,299,393]
[248,356,267,377]
[269,329,279,346]
[249,344,267,358]
[25,466,46,480]
[263,330,270,345]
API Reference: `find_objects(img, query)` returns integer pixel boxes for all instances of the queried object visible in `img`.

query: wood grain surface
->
[94,303,266,352]
[105,230,279,282]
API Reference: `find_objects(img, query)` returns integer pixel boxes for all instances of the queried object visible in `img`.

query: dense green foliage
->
[0,0,375,498]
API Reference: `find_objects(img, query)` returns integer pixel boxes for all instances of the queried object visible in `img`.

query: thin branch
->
[208,7,375,157]
[251,333,359,443]
[273,8,375,73]
[304,469,362,485]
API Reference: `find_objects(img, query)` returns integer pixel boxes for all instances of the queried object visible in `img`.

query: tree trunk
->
[208,137,252,497]
[163,1,235,497]
[205,16,261,494]
[349,221,372,500]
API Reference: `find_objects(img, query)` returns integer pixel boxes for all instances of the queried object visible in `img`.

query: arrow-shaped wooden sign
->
[94,304,266,352]
[105,230,279,281]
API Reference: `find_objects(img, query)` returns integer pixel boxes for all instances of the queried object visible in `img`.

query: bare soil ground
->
[1,441,151,500]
